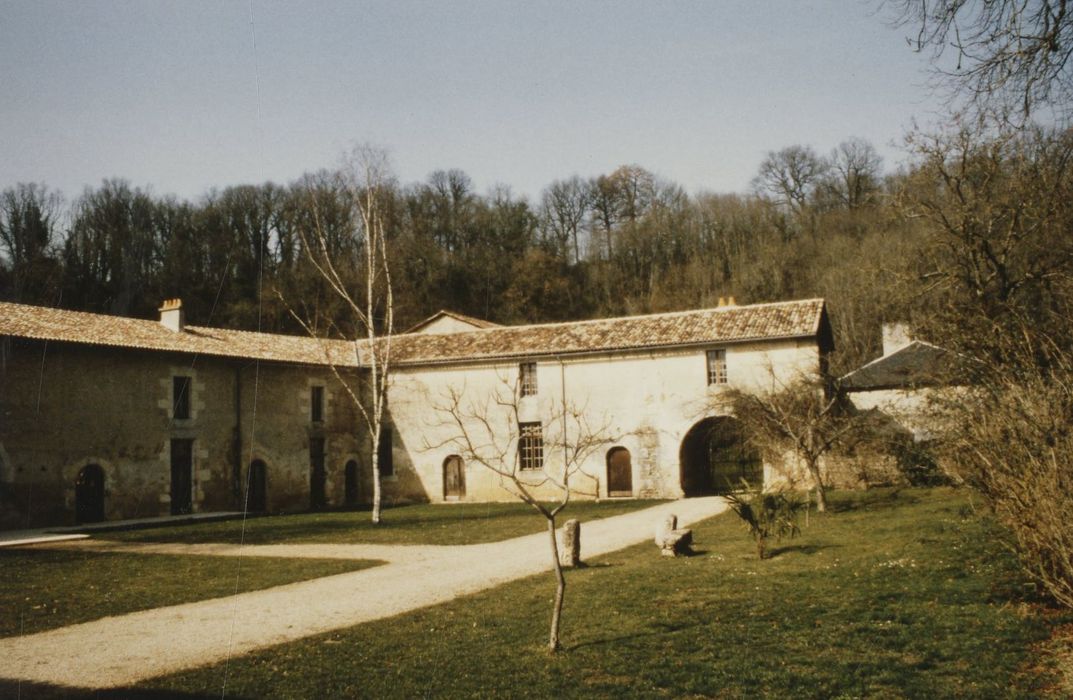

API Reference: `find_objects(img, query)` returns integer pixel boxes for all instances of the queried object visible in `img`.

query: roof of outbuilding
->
[839,340,952,391]
[0,298,828,368]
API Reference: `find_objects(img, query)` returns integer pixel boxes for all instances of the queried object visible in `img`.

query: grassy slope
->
[0,550,380,638]
[119,488,1056,699]
[107,500,665,546]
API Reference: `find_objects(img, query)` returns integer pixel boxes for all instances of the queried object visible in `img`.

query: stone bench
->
[655,513,693,557]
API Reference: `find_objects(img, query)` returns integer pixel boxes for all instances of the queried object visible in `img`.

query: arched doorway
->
[75,464,105,524]
[443,455,465,500]
[606,446,633,497]
[247,460,267,513]
[679,417,762,496]
[344,459,360,507]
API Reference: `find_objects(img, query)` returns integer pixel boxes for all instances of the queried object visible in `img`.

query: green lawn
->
[104,488,1058,698]
[107,499,665,546]
[0,549,380,638]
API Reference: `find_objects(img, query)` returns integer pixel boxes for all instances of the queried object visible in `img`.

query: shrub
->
[724,486,807,559]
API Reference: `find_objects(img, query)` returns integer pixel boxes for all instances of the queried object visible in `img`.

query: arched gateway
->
[679,417,762,496]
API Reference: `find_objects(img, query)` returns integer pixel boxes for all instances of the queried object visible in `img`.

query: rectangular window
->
[706,349,728,385]
[311,386,324,423]
[173,376,191,419]
[378,427,394,477]
[518,422,544,471]
[520,362,538,397]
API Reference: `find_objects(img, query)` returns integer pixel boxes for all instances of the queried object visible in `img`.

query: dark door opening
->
[248,460,267,512]
[443,455,465,500]
[606,447,633,497]
[344,459,360,507]
[170,439,194,515]
[310,437,326,510]
[680,417,762,496]
[75,464,105,524]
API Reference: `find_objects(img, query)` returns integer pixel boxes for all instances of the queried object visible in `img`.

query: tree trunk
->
[807,458,827,513]
[546,518,566,652]
[371,439,382,525]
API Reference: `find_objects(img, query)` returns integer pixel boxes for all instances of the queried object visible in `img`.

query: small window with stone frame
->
[706,349,728,386]
[519,361,538,397]
[173,376,192,419]
[518,421,544,470]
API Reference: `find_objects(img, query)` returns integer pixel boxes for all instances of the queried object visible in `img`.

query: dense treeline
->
[0,140,924,375]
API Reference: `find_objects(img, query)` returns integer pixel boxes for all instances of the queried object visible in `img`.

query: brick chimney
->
[159,298,185,332]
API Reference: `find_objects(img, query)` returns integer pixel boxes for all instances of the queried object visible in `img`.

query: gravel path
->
[0,497,726,690]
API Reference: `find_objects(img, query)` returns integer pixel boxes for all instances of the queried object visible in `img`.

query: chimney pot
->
[159,298,185,332]
[726,295,736,306]
[717,296,727,307]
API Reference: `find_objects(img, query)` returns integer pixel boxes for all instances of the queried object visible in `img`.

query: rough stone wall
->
[0,339,364,529]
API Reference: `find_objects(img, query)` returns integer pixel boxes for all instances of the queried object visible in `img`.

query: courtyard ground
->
[0,490,1064,698]
[0,497,724,693]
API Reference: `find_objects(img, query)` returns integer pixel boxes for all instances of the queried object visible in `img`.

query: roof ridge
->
[404,298,826,338]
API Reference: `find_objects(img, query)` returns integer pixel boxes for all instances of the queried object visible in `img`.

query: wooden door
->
[76,464,105,523]
[443,455,465,500]
[344,459,359,507]
[170,439,193,515]
[248,460,267,512]
[607,447,633,497]
[310,438,326,510]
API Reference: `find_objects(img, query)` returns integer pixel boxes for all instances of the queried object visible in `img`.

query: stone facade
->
[0,297,831,528]
[387,336,825,503]
[0,338,363,528]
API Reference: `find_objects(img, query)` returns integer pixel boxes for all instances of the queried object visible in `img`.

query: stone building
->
[0,296,832,528]
[840,323,953,441]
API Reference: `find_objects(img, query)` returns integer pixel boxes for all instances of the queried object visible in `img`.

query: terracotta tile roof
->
[404,309,503,333]
[0,302,358,366]
[1,298,827,368]
[383,298,828,366]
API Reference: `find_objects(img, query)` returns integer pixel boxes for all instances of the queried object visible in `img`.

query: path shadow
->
[567,618,706,652]
[0,678,243,700]
[765,543,839,559]
[828,488,916,513]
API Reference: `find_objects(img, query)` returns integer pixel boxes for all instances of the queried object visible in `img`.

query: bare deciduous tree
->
[725,376,863,513]
[888,0,1073,120]
[752,145,830,216]
[896,124,1073,609]
[428,374,612,652]
[824,138,883,210]
[0,183,63,303]
[288,145,395,524]
[540,176,591,263]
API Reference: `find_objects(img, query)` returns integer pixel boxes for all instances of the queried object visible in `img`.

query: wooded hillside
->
[0,138,931,376]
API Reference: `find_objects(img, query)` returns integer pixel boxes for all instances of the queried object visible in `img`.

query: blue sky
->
[1,0,944,202]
